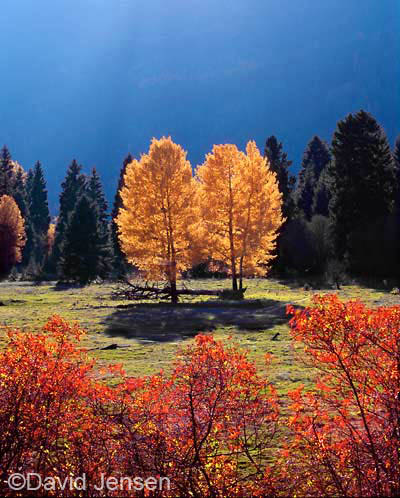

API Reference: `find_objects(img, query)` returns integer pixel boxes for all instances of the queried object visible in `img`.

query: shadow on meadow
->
[103,298,305,343]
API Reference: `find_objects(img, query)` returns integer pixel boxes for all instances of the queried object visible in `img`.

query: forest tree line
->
[0,108,399,285]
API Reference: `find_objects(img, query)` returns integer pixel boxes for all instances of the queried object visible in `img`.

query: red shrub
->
[117,335,279,497]
[0,316,125,496]
[0,317,279,497]
[10,296,398,497]
[283,294,400,497]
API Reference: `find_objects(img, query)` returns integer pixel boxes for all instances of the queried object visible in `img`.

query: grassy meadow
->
[0,278,398,395]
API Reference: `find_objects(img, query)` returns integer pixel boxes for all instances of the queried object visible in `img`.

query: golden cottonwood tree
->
[116,137,197,303]
[195,141,283,291]
[0,195,26,278]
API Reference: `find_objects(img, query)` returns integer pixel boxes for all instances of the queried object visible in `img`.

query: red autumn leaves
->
[1,294,399,496]
[0,317,278,497]
[284,295,400,497]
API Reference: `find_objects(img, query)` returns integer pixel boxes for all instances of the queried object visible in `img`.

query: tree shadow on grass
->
[103,299,305,343]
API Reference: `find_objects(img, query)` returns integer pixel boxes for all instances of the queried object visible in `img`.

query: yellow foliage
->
[47,223,56,255]
[0,195,26,275]
[116,137,198,282]
[195,141,283,285]
[116,138,283,292]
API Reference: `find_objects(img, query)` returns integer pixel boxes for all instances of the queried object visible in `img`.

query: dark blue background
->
[0,0,398,212]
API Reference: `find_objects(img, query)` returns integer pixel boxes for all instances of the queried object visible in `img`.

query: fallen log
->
[112,279,246,301]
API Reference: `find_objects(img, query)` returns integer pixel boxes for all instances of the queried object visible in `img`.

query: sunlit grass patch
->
[1,278,399,395]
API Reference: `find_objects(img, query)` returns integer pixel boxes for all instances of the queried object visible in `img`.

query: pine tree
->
[391,135,400,279]
[60,195,110,284]
[87,167,108,232]
[52,160,86,272]
[13,170,28,219]
[0,146,15,197]
[86,167,112,274]
[30,162,50,235]
[302,136,331,180]
[26,168,34,198]
[263,136,296,274]
[312,167,333,218]
[111,153,132,276]
[296,166,315,221]
[330,110,395,272]
[27,161,50,265]
[21,168,35,267]
[264,136,295,219]
[296,136,331,221]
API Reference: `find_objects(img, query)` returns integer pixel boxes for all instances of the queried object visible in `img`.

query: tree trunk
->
[239,256,244,290]
[228,171,237,292]
[231,268,238,291]
[170,278,178,304]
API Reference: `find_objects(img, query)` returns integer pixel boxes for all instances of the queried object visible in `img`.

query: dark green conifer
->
[0,145,14,197]
[27,161,51,266]
[87,167,108,232]
[312,167,332,218]
[264,137,295,219]
[52,160,86,272]
[13,169,29,219]
[296,136,331,221]
[330,110,395,273]
[111,153,133,277]
[60,195,110,284]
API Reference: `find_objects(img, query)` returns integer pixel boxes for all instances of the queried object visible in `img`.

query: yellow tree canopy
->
[0,195,26,277]
[116,137,198,286]
[195,141,283,289]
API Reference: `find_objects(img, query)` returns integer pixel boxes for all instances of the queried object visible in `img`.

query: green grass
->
[0,278,398,393]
